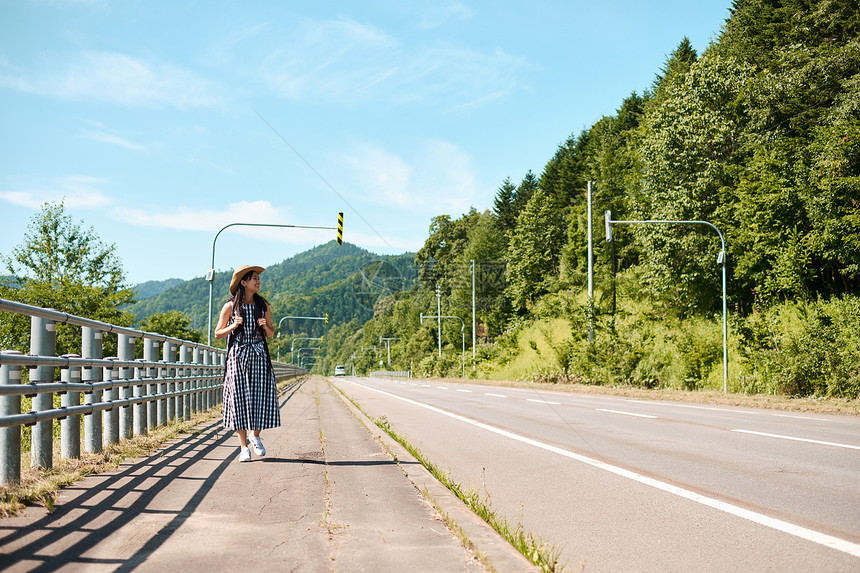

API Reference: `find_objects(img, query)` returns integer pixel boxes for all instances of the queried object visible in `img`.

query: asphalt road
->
[330,376,860,572]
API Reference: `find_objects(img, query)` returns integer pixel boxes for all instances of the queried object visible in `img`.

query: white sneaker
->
[238,447,252,462]
[249,437,266,456]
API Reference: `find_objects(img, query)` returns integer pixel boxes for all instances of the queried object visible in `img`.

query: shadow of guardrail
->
[0,377,309,572]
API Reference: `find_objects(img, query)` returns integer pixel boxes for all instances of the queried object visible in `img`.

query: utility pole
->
[421,314,465,377]
[587,181,594,342]
[435,284,442,356]
[471,260,476,359]
[379,337,400,366]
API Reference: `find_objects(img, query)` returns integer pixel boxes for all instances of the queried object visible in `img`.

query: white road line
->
[436,386,448,390]
[635,401,762,415]
[457,389,472,393]
[772,413,820,420]
[597,408,658,419]
[422,384,431,387]
[732,429,860,451]
[625,400,853,424]
[485,393,508,398]
[348,380,860,559]
[527,398,561,405]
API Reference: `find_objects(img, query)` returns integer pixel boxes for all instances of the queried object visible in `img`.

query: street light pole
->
[587,181,594,342]
[276,315,326,361]
[291,337,322,364]
[206,221,338,345]
[605,212,729,393]
[421,314,465,378]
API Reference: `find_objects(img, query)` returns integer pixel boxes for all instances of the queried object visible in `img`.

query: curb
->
[329,380,539,573]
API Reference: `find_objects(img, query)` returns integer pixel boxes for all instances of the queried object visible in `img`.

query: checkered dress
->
[222,303,281,431]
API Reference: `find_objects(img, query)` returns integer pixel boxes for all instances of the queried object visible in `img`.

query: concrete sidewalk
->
[0,377,537,572]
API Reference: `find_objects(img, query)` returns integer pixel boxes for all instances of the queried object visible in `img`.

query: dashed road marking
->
[596,408,658,419]
[348,380,860,560]
[732,429,860,451]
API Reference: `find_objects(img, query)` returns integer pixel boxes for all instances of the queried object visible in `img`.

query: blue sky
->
[1,0,731,285]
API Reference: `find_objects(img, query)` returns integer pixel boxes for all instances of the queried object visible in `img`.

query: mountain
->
[134,278,185,299]
[128,241,418,337]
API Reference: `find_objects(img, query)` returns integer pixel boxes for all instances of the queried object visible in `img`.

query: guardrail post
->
[134,359,147,436]
[163,341,175,422]
[179,345,191,421]
[82,327,103,454]
[60,354,81,460]
[30,316,56,469]
[209,350,215,408]
[218,352,225,405]
[192,347,201,414]
[156,354,166,427]
[202,348,211,411]
[144,339,158,431]
[210,350,219,409]
[103,357,119,446]
[118,334,134,440]
[1,350,23,485]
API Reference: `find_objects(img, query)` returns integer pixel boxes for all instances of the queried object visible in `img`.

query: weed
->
[368,415,567,571]
[330,385,567,570]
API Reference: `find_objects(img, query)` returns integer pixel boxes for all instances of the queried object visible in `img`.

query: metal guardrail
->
[369,370,413,378]
[0,298,306,486]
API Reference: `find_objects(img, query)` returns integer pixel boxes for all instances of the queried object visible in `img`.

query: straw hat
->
[229,265,265,295]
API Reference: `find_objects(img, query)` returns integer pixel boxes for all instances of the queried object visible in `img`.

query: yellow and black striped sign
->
[337,212,343,245]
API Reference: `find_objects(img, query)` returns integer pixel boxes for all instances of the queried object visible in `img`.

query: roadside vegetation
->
[318,0,860,403]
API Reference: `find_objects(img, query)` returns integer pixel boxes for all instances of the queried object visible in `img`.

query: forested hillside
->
[317,0,860,398]
[129,241,418,354]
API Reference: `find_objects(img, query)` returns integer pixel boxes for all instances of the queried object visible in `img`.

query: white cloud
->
[0,51,225,108]
[0,175,112,209]
[81,129,146,151]
[111,200,331,244]
[345,145,414,207]
[259,18,398,101]
[255,17,529,110]
[416,0,476,29]
[344,138,479,215]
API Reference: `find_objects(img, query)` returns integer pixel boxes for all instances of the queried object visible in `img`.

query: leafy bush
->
[737,296,860,398]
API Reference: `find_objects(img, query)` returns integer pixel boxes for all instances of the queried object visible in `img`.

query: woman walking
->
[215,265,281,462]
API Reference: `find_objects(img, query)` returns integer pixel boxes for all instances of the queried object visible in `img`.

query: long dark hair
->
[229,270,269,340]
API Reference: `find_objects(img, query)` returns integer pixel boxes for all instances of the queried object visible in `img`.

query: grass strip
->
[422,486,497,573]
[335,386,567,573]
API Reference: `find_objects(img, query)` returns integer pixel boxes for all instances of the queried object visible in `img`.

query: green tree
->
[493,177,517,236]
[0,202,136,355]
[505,187,568,312]
[651,37,698,106]
[636,54,754,313]
[512,171,539,218]
[415,209,509,341]
[716,0,860,306]
[137,311,203,343]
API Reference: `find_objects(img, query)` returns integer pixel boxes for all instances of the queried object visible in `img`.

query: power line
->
[254,109,396,252]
